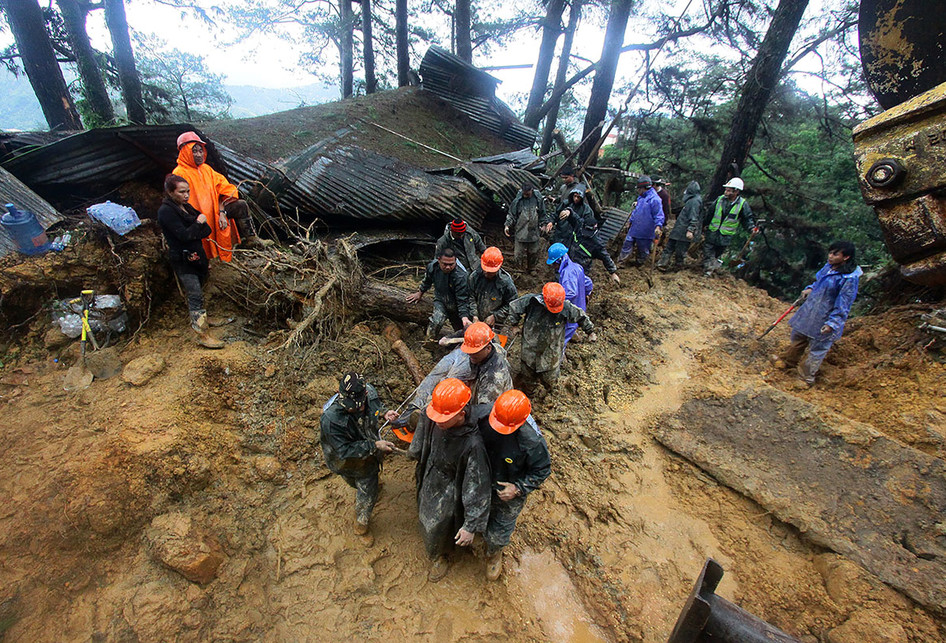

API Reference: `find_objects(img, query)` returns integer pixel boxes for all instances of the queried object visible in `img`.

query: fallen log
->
[383,323,425,385]
[276,276,339,350]
[354,279,432,326]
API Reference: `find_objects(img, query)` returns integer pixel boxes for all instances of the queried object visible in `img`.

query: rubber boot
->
[232,209,271,249]
[206,315,234,328]
[191,311,225,349]
[428,556,450,583]
[354,518,374,546]
[485,550,503,581]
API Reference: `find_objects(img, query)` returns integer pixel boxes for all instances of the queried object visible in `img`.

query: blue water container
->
[1,203,51,255]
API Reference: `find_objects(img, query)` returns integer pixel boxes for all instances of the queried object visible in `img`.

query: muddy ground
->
[0,240,944,642]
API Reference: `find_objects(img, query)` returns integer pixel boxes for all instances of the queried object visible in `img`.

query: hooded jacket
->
[552,188,594,247]
[172,142,241,262]
[506,190,546,243]
[628,187,665,240]
[505,294,594,373]
[409,414,491,558]
[409,343,513,420]
[558,254,592,312]
[669,181,704,242]
[789,262,863,341]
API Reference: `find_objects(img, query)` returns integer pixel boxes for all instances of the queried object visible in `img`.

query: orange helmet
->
[461,321,494,353]
[177,131,206,149]
[426,378,472,423]
[542,282,566,313]
[489,389,532,434]
[480,246,504,272]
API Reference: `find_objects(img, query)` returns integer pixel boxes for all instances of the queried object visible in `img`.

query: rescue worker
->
[320,373,400,542]
[773,241,862,386]
[504,283,596,394]
[406,322,513,422]
[547,243,592,350]
[435,218,486,273]
[544,187,594,248]
[657,180,703,271]
[702,177,757,276]
[557,166,581,205]
[479,390,551,580]
[156,174,225,349]
[406,248,474,338]
[504,182,547,273]
[409,378,491,582]
[469,247,518,327]
[172,131,263,262]
[619,175,664,266]
[568,219,620,283]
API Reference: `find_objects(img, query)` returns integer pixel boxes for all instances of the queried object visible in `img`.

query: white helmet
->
[723,177,744,191]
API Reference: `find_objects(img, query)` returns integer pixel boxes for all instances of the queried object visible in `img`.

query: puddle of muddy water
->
[514,549,611,643]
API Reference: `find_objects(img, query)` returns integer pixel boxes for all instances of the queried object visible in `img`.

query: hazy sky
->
[1,0,849,112]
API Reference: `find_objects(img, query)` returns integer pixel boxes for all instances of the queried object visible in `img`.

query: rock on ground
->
[146,513,226,584]
[122,355,166,386]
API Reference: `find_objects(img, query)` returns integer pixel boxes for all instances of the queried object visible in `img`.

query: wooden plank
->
[654,386,946,615]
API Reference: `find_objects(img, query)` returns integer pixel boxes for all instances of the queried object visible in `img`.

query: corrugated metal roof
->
[599,206,632,243]
[419,46,537,150]
[0,165,62,259]
[0,123,498,229]
[472,149,545,170]
[454,163,540,207]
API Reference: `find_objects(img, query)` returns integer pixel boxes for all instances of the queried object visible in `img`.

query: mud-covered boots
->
[191,311,225,349]
[227,200,272,249]
[485,550,503,581]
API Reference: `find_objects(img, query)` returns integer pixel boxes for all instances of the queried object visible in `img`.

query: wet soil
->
[0,257,944,642]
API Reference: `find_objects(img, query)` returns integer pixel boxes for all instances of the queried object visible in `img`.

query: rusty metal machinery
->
[666,559,800,643]
[854,1,946,286]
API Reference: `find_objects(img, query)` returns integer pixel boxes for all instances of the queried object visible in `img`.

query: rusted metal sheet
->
[0,131,71,164]
[853,81,946,285]
[859,0,946,110]
[598,206,632,243]
[0,166,62,258]
[654,387,946,616]
[419,46,537,150]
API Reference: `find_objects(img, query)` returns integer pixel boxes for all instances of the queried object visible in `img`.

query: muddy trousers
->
[339,472,380,525]
[427,301,463,338]
[702,240,732,272]
[515,239,543,272]
[657,239,690,268]
[619,236,652,263]
[484,494,526,555]
[175,270,207,314]
[518,362,560,393]
[782,330,834,384]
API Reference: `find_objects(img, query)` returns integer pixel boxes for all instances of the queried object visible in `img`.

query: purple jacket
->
[629,187,665,240]
[558,254,593,311]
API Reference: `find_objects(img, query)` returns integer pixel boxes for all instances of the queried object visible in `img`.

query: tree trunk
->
[103,0,146,124]
[340,0,354,98]
[578,0,632,166]
[360,0,377,93]
[395,0,409,86]
[540,0,582,155]
[707,0,810,203]
[523,0,566,129]
[0,0,83,131]
[355,279,432,325]
[455,0,472,63]
[57,0,114,125]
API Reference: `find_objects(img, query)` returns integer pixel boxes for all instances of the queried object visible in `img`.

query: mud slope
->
[0,260,943,643]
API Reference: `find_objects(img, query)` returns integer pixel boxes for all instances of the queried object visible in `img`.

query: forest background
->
[0,0,888,300]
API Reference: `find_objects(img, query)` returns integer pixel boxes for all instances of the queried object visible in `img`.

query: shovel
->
[757,295,805,340]
[63,290,96,391]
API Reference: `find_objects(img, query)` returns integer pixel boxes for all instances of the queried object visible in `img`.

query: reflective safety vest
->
[709,196,744,236]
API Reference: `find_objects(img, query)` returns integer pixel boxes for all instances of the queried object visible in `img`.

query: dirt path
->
[0,269,943,642]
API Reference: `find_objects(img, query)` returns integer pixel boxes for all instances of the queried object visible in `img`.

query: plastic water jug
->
[1,203,51,255]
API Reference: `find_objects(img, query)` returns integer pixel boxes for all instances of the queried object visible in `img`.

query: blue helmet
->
[547,242,568,264]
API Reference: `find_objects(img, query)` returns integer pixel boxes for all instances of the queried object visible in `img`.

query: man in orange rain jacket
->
[172,131,262,261]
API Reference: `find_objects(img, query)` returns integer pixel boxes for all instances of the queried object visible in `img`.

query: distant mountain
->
[0,70,338,130]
